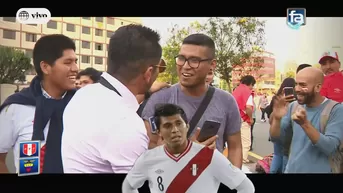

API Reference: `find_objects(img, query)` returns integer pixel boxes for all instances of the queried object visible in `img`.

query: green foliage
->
[0,46,33,84]
[202,17,266,91]
[285,70,296,78]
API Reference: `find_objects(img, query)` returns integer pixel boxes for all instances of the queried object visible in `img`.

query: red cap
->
[319,51,340,64]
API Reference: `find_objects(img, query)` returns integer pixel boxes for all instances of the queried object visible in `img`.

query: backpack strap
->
[319,100,342,173]
[320,100,340,133]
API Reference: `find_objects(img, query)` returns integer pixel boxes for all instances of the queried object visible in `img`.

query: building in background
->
[232,51,276,93]
[0,17,141,82]
[292,17,343,66]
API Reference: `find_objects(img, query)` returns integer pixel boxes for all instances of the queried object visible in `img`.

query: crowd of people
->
[0,22,342,192]
[0,24,254,193]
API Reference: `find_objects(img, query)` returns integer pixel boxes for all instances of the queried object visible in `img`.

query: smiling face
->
[295,69,322,105]
[176,44,215,88]
[41,49,79,91]
[320,57,340,75]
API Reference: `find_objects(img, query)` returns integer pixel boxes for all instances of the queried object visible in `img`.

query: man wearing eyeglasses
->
[140,34,243,169]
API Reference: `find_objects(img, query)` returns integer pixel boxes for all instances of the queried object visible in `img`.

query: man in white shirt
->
[61,24,163,175]
[0,34,78,173]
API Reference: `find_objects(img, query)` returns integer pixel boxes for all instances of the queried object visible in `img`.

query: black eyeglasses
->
[175,55,213,69]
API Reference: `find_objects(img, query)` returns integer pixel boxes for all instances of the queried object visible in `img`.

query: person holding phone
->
[122,104,255,193]
[270,67,343,173]
[141,34,243,169]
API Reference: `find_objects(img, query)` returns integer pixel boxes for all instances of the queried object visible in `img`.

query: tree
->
[285,70,296,78]
[0,46,33,84]
[159,22,202,84]
[201,17,266,91]
[283,60,297,73]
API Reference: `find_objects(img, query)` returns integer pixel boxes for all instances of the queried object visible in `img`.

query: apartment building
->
[0,17,142,81]
[232,51,276,87]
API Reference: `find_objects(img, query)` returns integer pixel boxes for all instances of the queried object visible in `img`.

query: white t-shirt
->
[246,95,254,106]
[126,141,246,193]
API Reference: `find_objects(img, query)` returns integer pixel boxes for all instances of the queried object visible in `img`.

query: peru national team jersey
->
[126,141,246,193]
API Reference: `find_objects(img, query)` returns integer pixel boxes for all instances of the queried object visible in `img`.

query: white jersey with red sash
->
[126,141,246,193]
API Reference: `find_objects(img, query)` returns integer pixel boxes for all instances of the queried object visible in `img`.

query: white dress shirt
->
[61,72,149,173]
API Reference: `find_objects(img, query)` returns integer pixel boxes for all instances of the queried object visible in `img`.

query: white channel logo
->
[16,8,51,24]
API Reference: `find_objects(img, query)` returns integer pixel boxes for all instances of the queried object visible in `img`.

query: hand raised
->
[291,105,307,126]
[272,95,293,119]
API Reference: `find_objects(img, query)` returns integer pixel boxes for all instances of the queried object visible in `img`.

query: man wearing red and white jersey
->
[319,50,343,103]
[122,104,254,193]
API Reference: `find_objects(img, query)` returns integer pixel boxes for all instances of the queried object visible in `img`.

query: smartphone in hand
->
[197,121,221,142]
[283,87,294,96]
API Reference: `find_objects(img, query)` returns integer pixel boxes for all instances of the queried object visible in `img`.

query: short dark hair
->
[296,64,312,73]
[277,77,295,95]
[154,103,188,130]
[240,75,256,86]
[33,34,75,78]
[107,24,162,81]
[76,67,102,82]
[182,34,216,58]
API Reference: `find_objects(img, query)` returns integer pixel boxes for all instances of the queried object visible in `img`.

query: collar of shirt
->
[101,72,139,111]
[41,84,67,99]
[326,71,343,78]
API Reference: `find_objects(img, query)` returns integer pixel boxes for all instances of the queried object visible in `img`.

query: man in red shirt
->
[319,50,343,103]
[232,75,256,163]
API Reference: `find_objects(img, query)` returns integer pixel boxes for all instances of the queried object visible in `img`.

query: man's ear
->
[143,66,154,84]
[210,59,217,70]
[40,61,51,76]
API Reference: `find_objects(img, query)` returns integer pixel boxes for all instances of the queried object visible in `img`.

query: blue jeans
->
[270,142,283,173]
